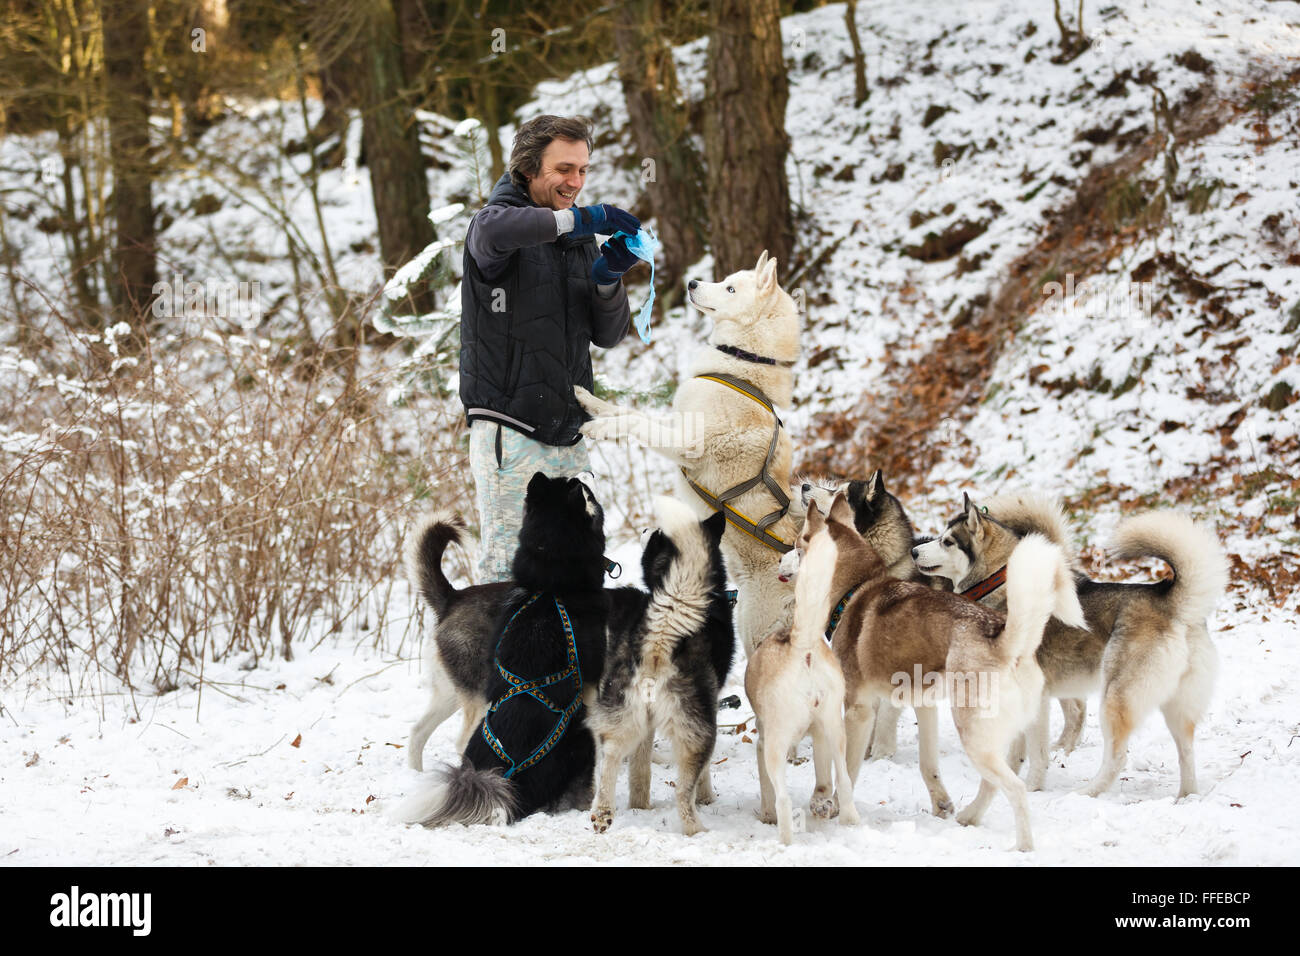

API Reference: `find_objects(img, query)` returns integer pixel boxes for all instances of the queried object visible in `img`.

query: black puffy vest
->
[459,177,601,447]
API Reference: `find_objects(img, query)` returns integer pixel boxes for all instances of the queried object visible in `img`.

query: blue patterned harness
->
[480,592,585,780]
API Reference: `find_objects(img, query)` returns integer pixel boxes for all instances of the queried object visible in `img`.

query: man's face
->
[526,138,589,210]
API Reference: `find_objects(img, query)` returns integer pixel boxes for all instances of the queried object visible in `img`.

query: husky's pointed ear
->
[868,469,886,498]
[527,472,549,497]
[758,255,778,294]
[805,499,825,534]
[703,510,726,544]
[964,492,989,538]
[756,249,769,272]
[962,492,976,519]
[829,491,855,527]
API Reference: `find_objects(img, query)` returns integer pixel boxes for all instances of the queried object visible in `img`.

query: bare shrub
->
[0,322,465,697]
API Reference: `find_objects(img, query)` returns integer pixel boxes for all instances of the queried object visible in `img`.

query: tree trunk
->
[102,0,159,331]
[703,0,793,279]
[613,0,707,295]
[357,0,435,288]
[846,0,869,108]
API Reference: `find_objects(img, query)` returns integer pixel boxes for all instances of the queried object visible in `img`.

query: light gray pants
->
[468,420,591,583]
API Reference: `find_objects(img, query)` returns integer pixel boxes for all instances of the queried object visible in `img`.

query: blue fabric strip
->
[611,226,661,344]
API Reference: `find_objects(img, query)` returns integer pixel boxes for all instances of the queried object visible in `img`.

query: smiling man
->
[459,114,643,581]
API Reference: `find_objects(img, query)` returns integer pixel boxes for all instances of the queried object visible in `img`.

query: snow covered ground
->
[2,584,1295,866]
[3,0,1299,866]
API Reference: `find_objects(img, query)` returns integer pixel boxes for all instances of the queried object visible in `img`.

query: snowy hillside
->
[2,0,1299,867]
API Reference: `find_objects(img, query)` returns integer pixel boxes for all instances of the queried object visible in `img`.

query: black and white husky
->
[588,498,733,836]
[398,473,609,827]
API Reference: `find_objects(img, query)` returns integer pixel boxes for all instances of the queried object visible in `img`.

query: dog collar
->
[715,344,795,368]
[961,566,1007,602]
[825,584,860,643]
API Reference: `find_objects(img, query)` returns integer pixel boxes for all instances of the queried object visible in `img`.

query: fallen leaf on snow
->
[171,777,188,790]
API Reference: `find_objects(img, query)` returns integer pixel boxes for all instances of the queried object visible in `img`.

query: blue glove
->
[591,235,641,285]
[571,204,640,239]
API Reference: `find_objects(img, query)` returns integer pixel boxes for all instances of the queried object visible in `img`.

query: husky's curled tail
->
[983,491,1078,569]
[1001,533,1088,662]
[1109,511,1228,631]
[404,510,467,619]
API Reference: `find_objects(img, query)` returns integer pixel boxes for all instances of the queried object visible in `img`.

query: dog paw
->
[590,807,614,834]
[955,806,979,827]
[933,798,955,819]
[680,817,706,837]
[839,801,860,827]
[573,385,610,415]
[579,417,617,442]
[809,792,838,820]
[489,807,509,827]
[756,807,778,825]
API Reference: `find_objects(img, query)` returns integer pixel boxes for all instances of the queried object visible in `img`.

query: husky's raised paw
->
[591,807,615,834]
[579,416,626,443]
[573,385,620,418]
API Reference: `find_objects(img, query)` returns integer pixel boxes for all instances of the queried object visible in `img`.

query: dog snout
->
[911,546,919,559]
[687,279,698,290]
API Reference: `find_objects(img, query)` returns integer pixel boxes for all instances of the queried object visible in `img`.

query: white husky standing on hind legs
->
[576,250,801,658]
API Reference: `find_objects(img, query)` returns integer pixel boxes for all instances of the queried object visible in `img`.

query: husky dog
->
[746,502,861,844]
[588,499,733,836]
[795,471,943,585]
[914,494,1227,798]
[946,533,1087,851]
[576,251,800,659]
[800,493,1083,850]
[398,473,609,827]
[793,470,952,759]
[404,512,509,771]
[912,492,1088,757]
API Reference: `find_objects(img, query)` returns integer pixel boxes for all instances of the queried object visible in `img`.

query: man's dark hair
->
[508,115,594,188]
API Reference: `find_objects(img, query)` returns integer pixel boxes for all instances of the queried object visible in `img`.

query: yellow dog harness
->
[682,372,792,555]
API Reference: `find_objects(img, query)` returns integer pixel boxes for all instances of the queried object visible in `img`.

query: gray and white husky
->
[912,493,1227,798]
[588,498,733,836]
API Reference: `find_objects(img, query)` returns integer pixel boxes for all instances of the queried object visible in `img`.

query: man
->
[460,114,643,581]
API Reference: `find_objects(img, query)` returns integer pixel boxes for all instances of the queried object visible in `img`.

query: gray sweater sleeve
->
[465,205,559,280]
[592,282,631,348]
[466,204,631,347]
